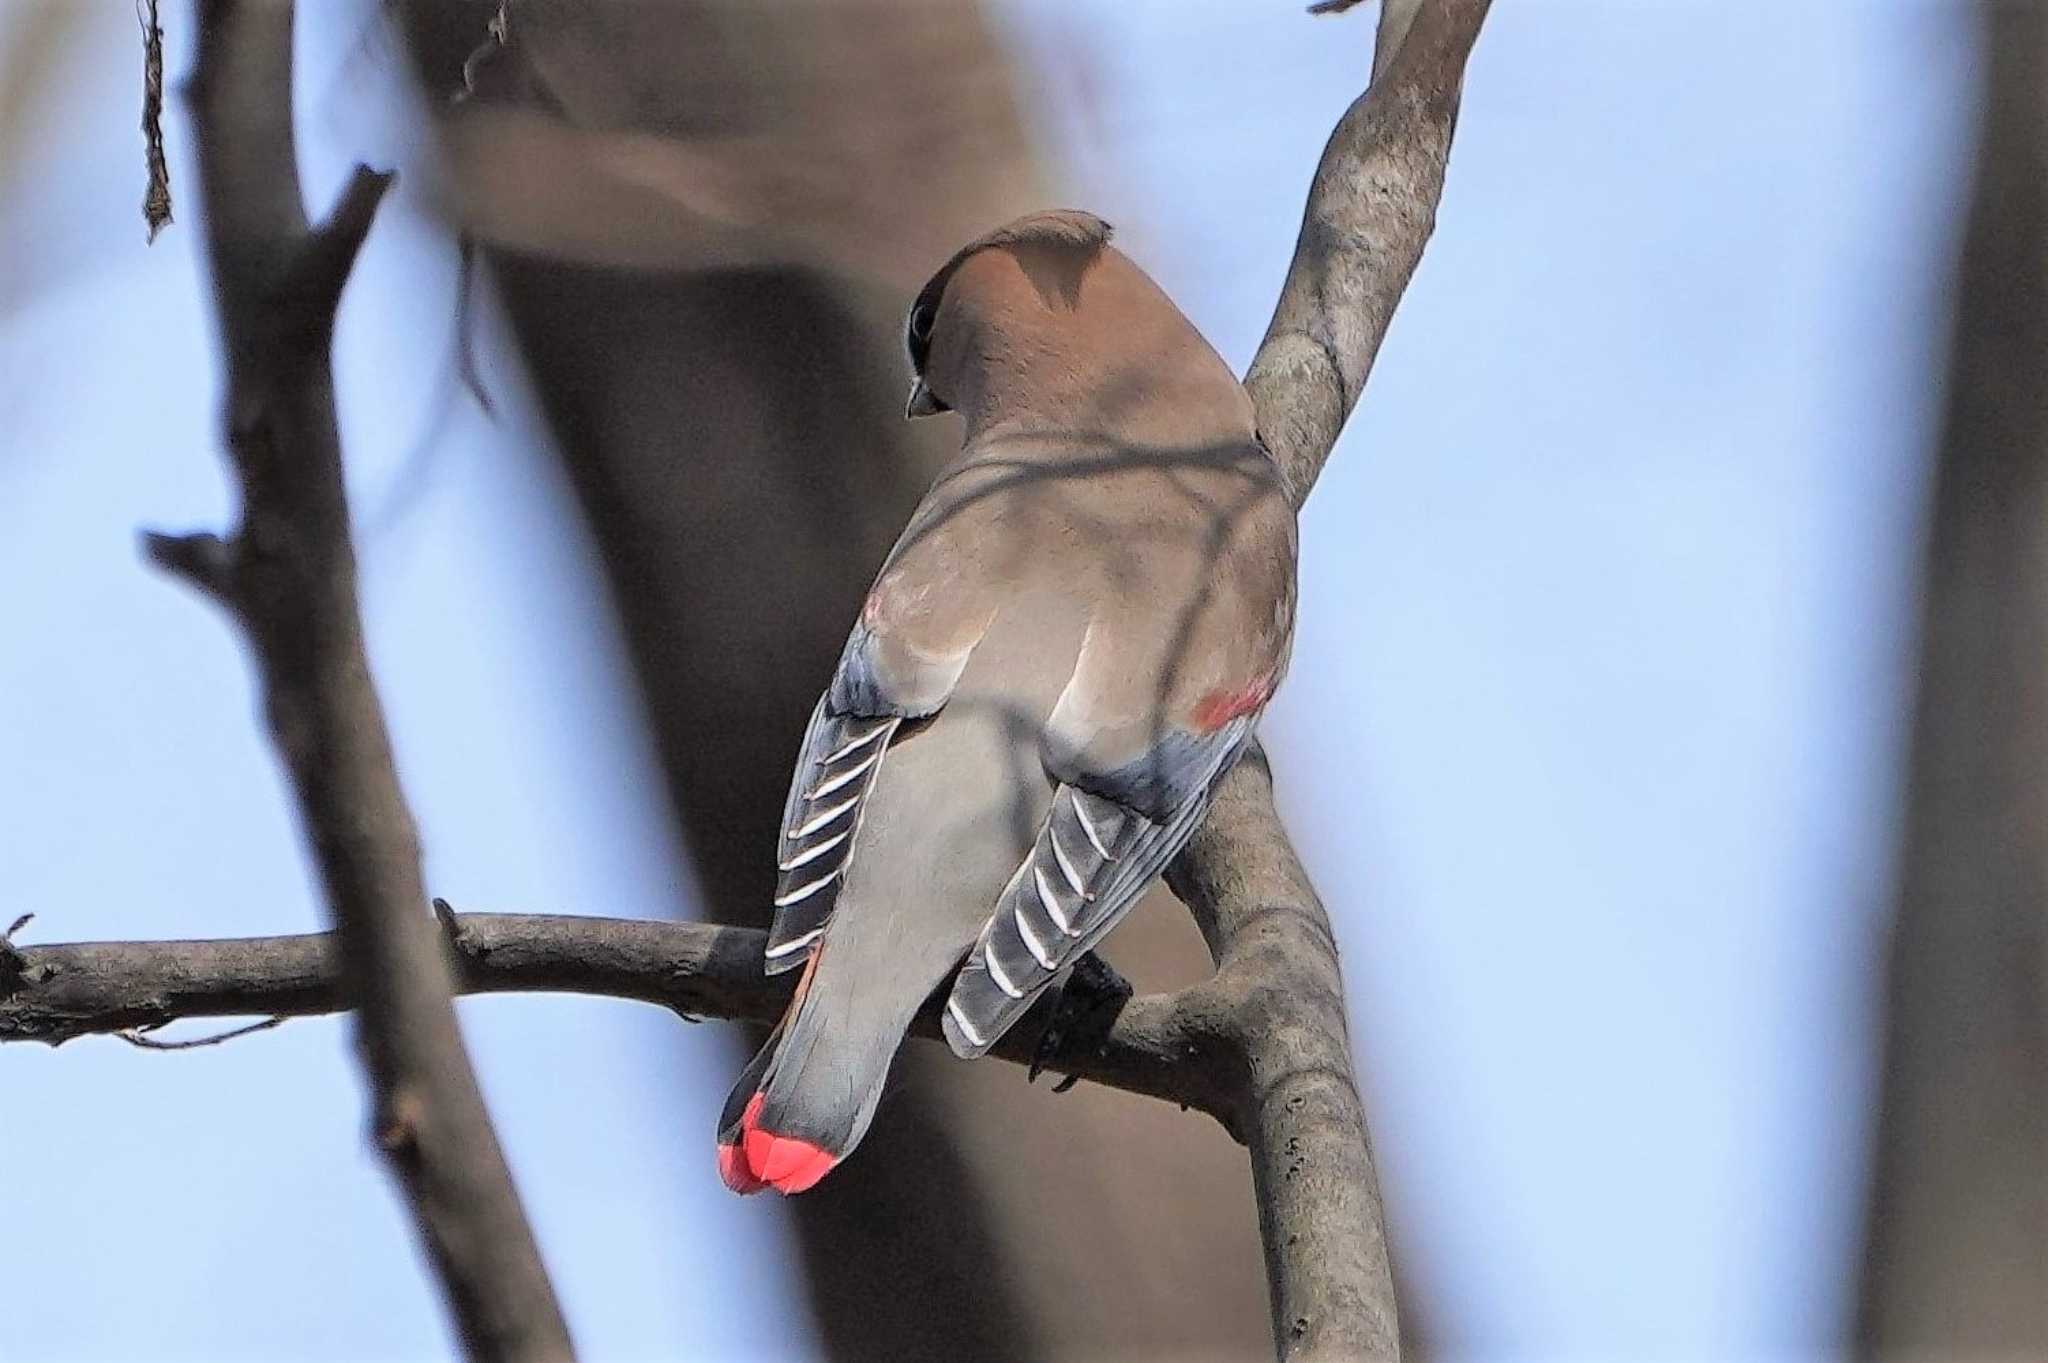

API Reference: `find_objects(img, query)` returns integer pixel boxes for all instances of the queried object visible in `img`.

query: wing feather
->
[765,699,903,971]
[942,716,1253,1055]
[765,603,980,972]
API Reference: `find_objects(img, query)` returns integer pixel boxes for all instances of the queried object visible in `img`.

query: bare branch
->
[292,164,396,322]
[140,530,239,609]
[1248,0,1492,512]
[173,2,573,1357]
[1181,2,1493,1357]
[2,758,1418,1361]
[1371,0,1429,83]
[0,912,1240,1128]
[1170,751,1399,1360]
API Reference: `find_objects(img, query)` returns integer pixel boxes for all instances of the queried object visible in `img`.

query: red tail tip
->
[718,1140,768,1195]
[744,1127,840,1194]
[719,1091,840,1196]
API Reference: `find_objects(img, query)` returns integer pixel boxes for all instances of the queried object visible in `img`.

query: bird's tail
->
[715,944,907,1195]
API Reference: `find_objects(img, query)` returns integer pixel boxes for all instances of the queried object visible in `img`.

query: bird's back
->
[873,430,1296,760]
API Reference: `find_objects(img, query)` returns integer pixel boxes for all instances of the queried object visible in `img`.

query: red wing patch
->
[1191,670,1276,733]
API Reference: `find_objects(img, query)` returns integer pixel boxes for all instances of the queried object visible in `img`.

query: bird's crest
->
[906,210,1115,379]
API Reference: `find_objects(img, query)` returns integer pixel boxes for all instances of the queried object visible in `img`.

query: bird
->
[717,210,1298,1196]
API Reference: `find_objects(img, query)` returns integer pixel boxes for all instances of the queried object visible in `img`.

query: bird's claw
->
[1028,951,1132,1090]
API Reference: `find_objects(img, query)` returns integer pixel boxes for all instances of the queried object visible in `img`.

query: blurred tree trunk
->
[1857,5,2048,1358]
[397,4,1270,1359]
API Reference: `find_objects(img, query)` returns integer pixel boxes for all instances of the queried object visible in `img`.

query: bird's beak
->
[905,377,945,419]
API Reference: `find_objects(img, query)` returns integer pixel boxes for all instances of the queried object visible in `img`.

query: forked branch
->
[153,1,574,1357]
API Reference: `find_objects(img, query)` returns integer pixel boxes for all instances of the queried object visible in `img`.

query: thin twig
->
[118,1017,285,1050]
[0,913,31,983]
[137,0,172,240]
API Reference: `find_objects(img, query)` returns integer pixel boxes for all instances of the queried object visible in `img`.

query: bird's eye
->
[909,305,935,342]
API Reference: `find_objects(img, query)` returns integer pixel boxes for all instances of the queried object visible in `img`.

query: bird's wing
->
[765,614,978,972]
[940,715,1257,1057]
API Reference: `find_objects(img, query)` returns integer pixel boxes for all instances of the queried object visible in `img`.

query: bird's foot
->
[1029,951,1133,1092]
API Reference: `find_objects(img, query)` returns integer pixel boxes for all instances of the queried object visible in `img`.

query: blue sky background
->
[0,2,1976,1359]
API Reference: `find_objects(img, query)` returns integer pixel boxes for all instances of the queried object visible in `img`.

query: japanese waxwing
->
[717,210,1298,1195]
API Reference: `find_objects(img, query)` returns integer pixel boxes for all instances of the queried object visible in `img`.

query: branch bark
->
[1250,0,1492,512]
[157,3,574,1358]
[1171,753,1399,1359]
[0,910,1236,1125]
[1186,1,1491,1356]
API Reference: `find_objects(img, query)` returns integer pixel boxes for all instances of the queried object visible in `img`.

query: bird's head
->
[901,209,1114,421]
